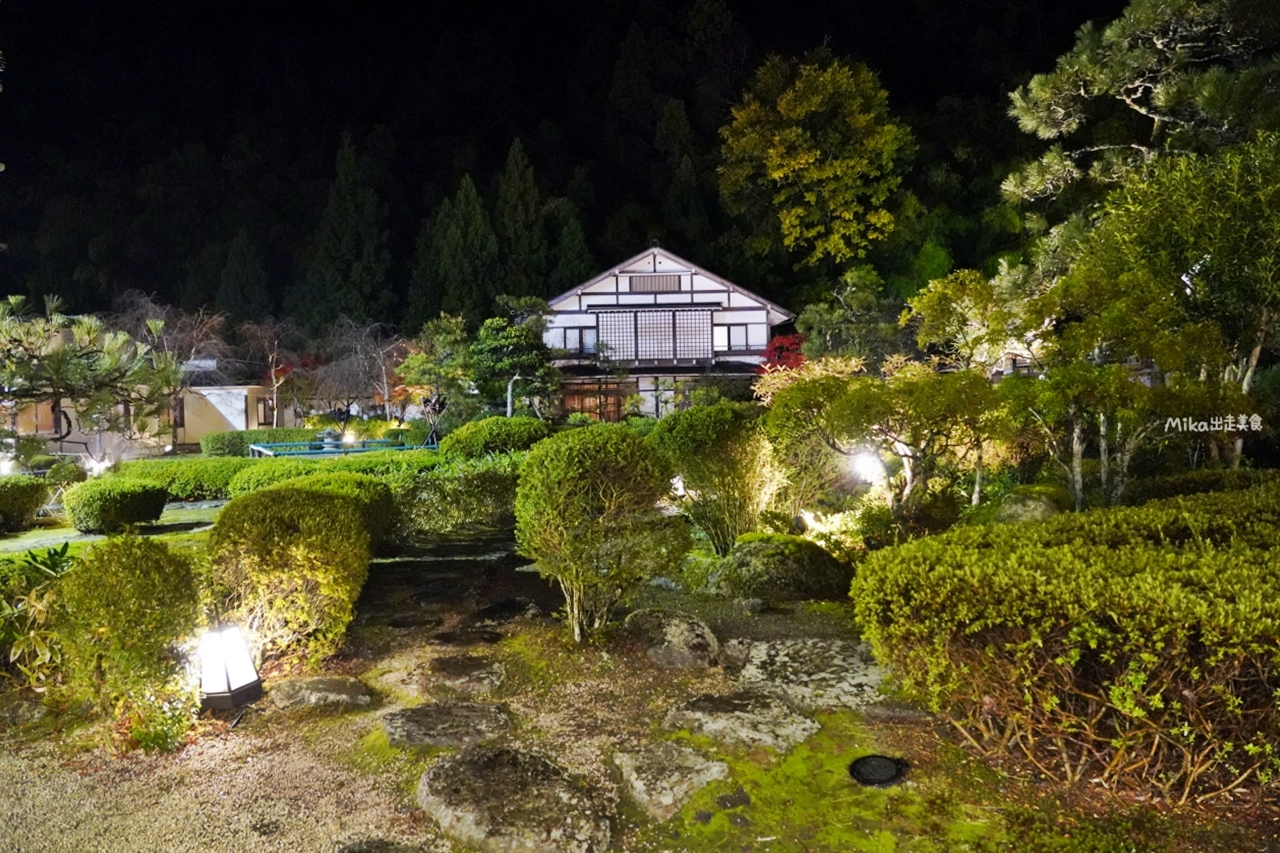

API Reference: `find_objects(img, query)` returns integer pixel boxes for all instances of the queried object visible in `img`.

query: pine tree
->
[494,139,548,298]
[437,174,501,328]
[215,229,272,321]
[550,212,596,293]
[287,133,392,329]
[406,196,452,334]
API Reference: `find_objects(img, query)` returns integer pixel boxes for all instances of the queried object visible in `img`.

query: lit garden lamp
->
[852,451,886,485]
[197,624,263,711]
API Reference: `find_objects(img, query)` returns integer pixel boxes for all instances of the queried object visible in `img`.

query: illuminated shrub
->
[63,478,168,533]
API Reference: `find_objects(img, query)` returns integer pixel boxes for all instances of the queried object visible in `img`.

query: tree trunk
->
[971,443,983,507]
[1070,411,1085,512]
[1098,411,1110,500]
[1234,310,1270,468]
[506,374,521,418]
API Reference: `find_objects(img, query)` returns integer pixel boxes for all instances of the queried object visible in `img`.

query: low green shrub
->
[226,457,321,497]
[401,453,523,535]
[63,478,168,533]
[0,475,48,532]
[1122,467,1280,505]
[438,416,551,459]
[268,472,394,551]
[57,534,200,750]
[210,486,371,663]
[113,457,259,501]
[852,481,1280,802]
[199,427,317,457]
[714,533,852,600]
[27,454,57,471]
[46,459,87,485]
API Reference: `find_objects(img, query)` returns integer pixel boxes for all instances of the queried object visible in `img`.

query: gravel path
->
[0,730,447,853]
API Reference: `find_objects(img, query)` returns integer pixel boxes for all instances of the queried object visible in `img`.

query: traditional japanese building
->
[544,246,795,419]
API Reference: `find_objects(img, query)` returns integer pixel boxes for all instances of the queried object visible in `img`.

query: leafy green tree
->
[795,266,915,363]
[288,134,392,329]
[516,424,691,642]
[1005,0,1280,205]
[215,229,272,321]
[719,49,913,269]
[470,313,558,418]
[494,139,549,299]
[767,360,996,530]
[397,313,482,429]
[647,402,783,555]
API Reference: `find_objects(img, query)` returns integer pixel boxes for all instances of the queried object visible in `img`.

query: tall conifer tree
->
[406,196,452,334]
[437,174,501,328]
[494,138,549,298]
[287,133,392,329]
[550,213,596,293]
[216,229,272,321]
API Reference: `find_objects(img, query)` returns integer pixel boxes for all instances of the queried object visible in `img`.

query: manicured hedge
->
[1121,467,1280,506]
[268,472,394,551]
[0,475,48,532]
[402,453,523,535]
[63,478,168,533]
[113,457,259,501]
[852,481,1280,801]
[714,533,851,600]
[438,416,551,459]
[210,485,371,662]
[226,457,322,497]
[317,449,442,478]
[199,427,317,457]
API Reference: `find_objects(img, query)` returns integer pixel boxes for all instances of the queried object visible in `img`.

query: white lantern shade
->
[198,625,263,710]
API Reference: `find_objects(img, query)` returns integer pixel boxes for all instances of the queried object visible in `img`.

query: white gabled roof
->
[546,246,796,326]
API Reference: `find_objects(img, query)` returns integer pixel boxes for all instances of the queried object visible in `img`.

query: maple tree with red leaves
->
[758,333,806,371]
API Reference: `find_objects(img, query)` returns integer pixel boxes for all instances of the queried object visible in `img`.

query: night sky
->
[0,0,1132,314]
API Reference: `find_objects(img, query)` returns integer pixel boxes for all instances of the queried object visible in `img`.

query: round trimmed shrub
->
[402,453,523,535]
[227,457,321,497]
[714,533,852,600]
[57,534,200,749]
[63,478,168,533]
[268,472,394,551]
[113,457,259,501]
[317,448,442,478]
[439,416,551,460]
[0,475,48,532]
[516,424,690,641]
[1122,467,1280,506]
[210,486,371,662]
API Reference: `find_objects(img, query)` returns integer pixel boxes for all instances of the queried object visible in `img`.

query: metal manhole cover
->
[848,755,908,787]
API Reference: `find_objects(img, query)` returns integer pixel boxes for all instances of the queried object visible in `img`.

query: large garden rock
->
[613,742,729,822]
[622,609,720,669]
[735,639,885,711]
[992,486,1069,523]
[664,690,819,751]
[269,676,370,710]
[461,597,542,628]
[383,701,510,748]
[426,654,506,693]
[714,534,852,601]
[416,745,611,853]
[0,690,48,726]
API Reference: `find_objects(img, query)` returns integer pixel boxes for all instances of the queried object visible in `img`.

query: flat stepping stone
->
[664,690,819,752]
[384,701,510,748]
[0,690,48,726]
[613,742,728,823]
[427,654,505,693]
[386,613,446,630]
[429,629,503,646]
[461,597,542,627]
[416,745,611,853]
[269,676,371,710]
[734,639,885,711]
[622,609,720,670]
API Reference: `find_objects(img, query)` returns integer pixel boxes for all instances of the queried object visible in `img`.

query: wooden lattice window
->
[674,311,712,359]
[636,311,674,360]
[630,274,680,293]
[598,312,636,360]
